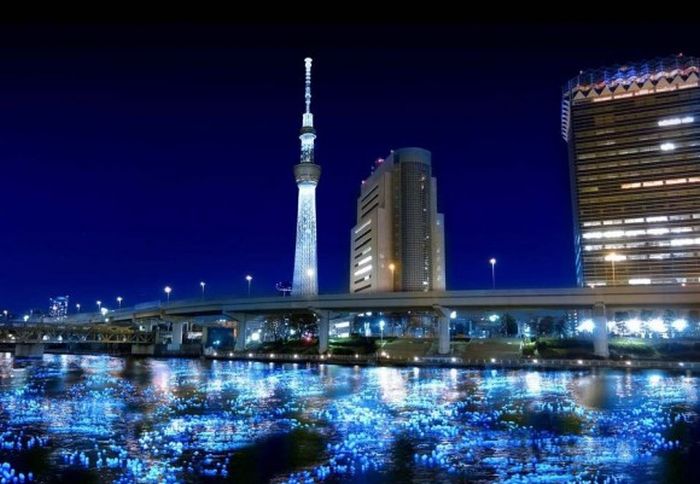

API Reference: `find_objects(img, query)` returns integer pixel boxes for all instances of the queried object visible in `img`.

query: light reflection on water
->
[0,353,699,483]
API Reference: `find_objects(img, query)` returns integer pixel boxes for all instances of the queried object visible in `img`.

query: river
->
[1,353,699,483]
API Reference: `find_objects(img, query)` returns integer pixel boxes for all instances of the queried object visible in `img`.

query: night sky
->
[0,23,696,313]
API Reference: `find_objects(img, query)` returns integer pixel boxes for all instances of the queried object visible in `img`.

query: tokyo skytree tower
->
[292,57,320,296]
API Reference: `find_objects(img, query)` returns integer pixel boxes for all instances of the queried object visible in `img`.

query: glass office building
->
[349,147,446,293]
[562,55,700,287]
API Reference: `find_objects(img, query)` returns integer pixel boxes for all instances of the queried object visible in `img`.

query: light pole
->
[388,263,396,290]
[200,281,206,299]
[604,253,626,285]
[489,258,497,289]
[2,310,8,322]
[245,275,253,297]
[117,297,123,309]
[76,303,81,313]
[164,286,172,302]
[96,300,102,312]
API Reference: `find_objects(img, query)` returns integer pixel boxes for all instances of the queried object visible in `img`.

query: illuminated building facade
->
[292,58,321,296]
[349,147,445,293]
[563,55,700,287]
[49,296,70,320]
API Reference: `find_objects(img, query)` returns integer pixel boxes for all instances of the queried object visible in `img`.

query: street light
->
[200,281,206,299]
[164,286,172,302]
[76,303,81,313]
[604,253,626,285]
[489,258,497,289]
[96,300,102,311]
[2,310,8,321]
[388,263,396,289]
[116,296,123,309]
[245,275,253,296]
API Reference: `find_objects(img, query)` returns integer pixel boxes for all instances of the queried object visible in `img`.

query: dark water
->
[1,353,699,483]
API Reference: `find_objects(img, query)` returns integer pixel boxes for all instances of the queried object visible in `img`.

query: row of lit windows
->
[579,164,700,183]
[586,277,700,287]
[575,125,697,151]
[353,263,372,277]
[590,251,700,262]
[620,176,700,190]
[354,219,371,234]
[577,141,700,161]
[579,188,700,206]
[583,227,695,240]
[577,151,700,172]
[583,213,700,227]
[584,237,700,251]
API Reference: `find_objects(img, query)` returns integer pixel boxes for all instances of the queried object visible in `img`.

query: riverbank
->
[204,350,700,373]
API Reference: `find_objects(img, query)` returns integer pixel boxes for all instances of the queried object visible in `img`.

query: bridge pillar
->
[309,309,332,355]
[593,302,609,359]
[15,343,44,358]
[433,306,452,355]
[318,313,329,355]
[234,319,247,352]
[168,321,185,351]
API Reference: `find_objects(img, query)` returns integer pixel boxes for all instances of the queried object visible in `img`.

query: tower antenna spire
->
[304,57,312,116]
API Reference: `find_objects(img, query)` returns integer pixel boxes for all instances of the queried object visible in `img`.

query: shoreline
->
[3,348,698,373]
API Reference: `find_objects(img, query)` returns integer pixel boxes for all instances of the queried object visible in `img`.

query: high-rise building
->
[292,57,320,296]
[49,296,69,320]
[349,147,445,293]
[562,55,700,287]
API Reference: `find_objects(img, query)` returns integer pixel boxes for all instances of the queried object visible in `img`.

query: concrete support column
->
[438,316,450,355]
[169,322,184,350]
[15,343,44,358]
[234,319,247,352]
[433,305,452,355]
[318,312,329,355]
[201,326,209,349]
[593,302,609,358]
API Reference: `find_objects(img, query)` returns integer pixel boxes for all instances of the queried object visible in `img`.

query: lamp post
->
[164,286,172,302]
[2,310,8,322]
[388,263,396,290]
[245,275,253,297]
[489,258,497,289]
[76,303,81,313]
[96,300,102,312]
[200,281,206,299]
[604,253,626,285]
[116,296,123,309]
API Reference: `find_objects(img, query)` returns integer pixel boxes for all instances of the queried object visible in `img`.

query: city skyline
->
[0,24,697,312]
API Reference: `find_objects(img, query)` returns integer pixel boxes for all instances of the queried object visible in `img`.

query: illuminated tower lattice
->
[292,57,321,296]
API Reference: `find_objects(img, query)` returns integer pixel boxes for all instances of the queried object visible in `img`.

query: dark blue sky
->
[0,23,695,312]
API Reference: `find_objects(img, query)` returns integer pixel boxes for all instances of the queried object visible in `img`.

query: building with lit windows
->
[349,147,445,293]
[562,55,700,287]
[49,296,70,320]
